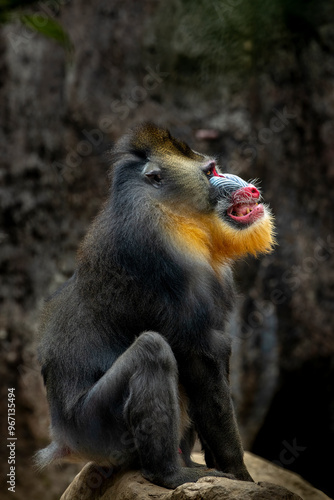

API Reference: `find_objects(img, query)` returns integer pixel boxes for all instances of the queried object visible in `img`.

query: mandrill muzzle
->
[210,173,264,226]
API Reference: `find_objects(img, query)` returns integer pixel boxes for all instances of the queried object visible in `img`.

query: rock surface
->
[60,452,330,500]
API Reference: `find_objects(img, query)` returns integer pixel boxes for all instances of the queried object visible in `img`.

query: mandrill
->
[36,123,275,489]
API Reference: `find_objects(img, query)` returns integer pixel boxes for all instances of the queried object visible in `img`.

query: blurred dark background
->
[0,0,334,498]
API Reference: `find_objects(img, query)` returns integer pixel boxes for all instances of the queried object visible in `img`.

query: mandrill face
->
[111,123,275,263]
[208,171,266,228]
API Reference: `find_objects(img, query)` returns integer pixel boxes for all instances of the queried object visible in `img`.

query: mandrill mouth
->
[228,202,264,224]
[209,174,265,226]
[227,187,264,225]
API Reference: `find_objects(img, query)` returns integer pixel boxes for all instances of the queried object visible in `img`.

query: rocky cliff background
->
[0,1,334,499]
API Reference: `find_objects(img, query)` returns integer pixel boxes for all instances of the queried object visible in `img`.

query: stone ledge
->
[60,451,330,500]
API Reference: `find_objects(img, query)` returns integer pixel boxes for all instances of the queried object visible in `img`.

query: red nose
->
[242,186,260,199]
[233,185,260,201]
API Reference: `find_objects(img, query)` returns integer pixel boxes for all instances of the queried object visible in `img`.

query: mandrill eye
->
[203,161,217,178]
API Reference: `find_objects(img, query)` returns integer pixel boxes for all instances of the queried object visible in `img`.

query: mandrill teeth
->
[232,204,257,217]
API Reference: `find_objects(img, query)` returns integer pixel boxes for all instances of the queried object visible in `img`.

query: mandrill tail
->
[34,442,72,470]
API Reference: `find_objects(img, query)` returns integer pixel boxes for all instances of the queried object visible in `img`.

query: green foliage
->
[20,14,72,51]
[149,0,334,86]
[0,0,72,53]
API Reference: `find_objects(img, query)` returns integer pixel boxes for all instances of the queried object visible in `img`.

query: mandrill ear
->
[142,163,163,189]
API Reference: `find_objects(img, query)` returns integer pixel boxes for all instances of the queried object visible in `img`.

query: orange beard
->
[164,208,276,271]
